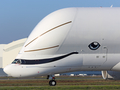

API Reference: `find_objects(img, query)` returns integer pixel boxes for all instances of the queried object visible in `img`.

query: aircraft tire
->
[49,80,56,86]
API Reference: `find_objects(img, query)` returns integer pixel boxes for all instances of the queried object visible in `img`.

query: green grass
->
[0,76,120,90]
[1,85,120,90]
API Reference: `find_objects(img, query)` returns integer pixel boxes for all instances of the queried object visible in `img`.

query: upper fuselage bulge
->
[18,8,77,59]
[4,7,120,77]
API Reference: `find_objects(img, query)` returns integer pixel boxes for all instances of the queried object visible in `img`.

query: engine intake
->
[102,71,120,80]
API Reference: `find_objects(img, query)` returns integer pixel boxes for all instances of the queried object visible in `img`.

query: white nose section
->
[3,65,11,76]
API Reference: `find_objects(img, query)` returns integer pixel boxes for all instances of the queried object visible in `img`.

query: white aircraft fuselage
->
[4,7,120,78]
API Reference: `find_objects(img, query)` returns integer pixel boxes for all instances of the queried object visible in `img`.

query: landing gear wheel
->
[49,80,56,86]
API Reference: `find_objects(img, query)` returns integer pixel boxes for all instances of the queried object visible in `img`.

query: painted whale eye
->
[88,42,100,50]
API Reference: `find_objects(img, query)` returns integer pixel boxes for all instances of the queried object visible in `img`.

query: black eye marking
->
[88,42,100,50]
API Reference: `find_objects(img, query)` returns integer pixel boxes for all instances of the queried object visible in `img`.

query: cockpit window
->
[12,59,18,64]
[12,59,22,64]
[17,59,21,64]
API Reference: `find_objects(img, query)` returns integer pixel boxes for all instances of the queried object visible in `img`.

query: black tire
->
[49,80,56,86]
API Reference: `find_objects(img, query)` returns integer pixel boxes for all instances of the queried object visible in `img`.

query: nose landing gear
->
[47,75,56,86]
[49,80,56,86]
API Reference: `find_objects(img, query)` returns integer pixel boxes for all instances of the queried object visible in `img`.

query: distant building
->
[61,71,101,76]
[0,38,27,76]
[0,44,6,76]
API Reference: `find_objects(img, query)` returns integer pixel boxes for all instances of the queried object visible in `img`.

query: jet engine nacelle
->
[102,71,120,80]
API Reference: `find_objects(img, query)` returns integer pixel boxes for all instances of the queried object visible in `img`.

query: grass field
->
[0,76,120,90]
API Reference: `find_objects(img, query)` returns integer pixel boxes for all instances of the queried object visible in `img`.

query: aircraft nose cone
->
[3,65,11,76]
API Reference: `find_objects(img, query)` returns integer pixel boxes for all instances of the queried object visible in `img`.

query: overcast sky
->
[0,0,120,44]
